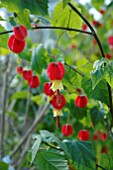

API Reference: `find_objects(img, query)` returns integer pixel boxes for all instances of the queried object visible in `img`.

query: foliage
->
[0,0,113,170]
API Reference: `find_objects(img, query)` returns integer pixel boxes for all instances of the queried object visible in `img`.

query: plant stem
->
[68,2,105,58]
[0,26,94,36]
[10,102,50,158]
[64,62,85,77]
[68,2,113,128]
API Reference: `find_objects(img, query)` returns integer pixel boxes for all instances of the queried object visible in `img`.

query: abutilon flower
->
[47,62,65,91]
[51,93,66,117]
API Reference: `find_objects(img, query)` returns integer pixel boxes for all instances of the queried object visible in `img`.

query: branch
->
[0,26,94,36]
[68,2,113,128]
[64,62,85,77]
[68,2,105,58]
[10,102,50,158]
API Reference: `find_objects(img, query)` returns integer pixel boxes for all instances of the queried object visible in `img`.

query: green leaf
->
[90,68,105,89]
[31,134,42,164]
[40,130,69,156]
[93,58,108,70]
[64,140,96,170]
[15,9,31,28]
[6,111,18,119]
[82,77,109,105]
[31,44,48,74]
[0,162,8,170]
[63,0,71,8]
[92,0,104,10]
[10,91,32,101]
[52,2,82,37]
[90,106,106,125]
[105,61,113,88]
[0,25,9,52]
[0,0,49,15]
[35,149,69,170]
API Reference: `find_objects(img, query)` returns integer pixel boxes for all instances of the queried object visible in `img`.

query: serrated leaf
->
[63,0,71,8]
[10,91,32,101]
[35,149,69,170]
[0,0,49,15]
[82,77,109,105]
[40,130,69,157]
[93,58,108,70]
[52,2,82,37]
[64,140,96,170]
[31,44,48,74]
[90,68,105,89]
[90,106,106,125]
[0,162,8,170]
[31,135,42,164]
[105,61,113,88]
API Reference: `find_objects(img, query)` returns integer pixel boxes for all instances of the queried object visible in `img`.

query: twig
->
[0,56,11,159]
[10,102,50,158]
[64,62,85,77]
[96,164,106,170]
[0,26,94,36]
[104,115,113,139]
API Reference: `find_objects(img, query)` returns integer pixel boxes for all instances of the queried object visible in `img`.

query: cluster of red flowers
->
[16,66,40,88]
[8,25,27,53]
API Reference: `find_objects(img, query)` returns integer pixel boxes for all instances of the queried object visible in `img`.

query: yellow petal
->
[53,109,63,117]
[51,80,63,91]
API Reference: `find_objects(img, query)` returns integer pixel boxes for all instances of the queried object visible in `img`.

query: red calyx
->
[108,36,113,46]
[99,9,105,14]
[101,146,108,154]
[76,88,82,94]
[8,34,26,54]
[62,124,73,136]
[47,62,65,80]
[82,24,87,31]
[93,133,98,141]
[16,66,23,74]
[43,82,55,96]
[28,75,40,88]
[74,95,88,108]
[100,132,107,141]
[70,43,76,49]
[105,54,111,60]
[92,20,102,27]
[23,70,32,81]
[78,129,90,141]
[14,25,28,41]
[51,93,66,109]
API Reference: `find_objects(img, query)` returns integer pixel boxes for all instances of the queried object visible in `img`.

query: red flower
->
[105,54,111,60]
[62,124,73,136]
[43,82,55,96]
[51,93,66,110]
[47,62,65,80]
[78,129,90,141]
[74,95,88,108]
[8,34,26,54]
[14,25,27,41]
[23,70,32,81]
[16,66,23,74]
[82,24,87,31]
[28,75,40,88]
[108,36,113,46]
